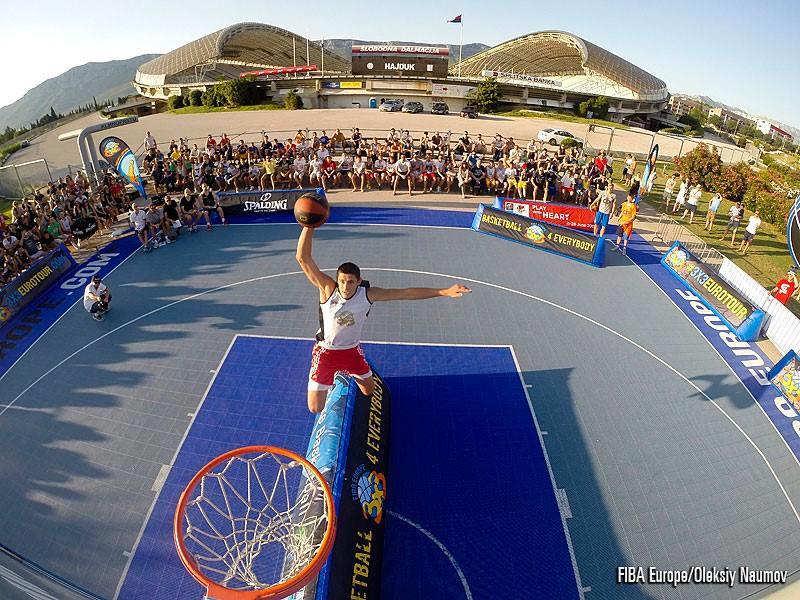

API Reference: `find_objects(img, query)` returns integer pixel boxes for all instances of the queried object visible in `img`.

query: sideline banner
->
[494,197,596,231]
[472,204,605,267]
[217,188,325,215]
[0,244,76,327]
[661,242,764,340]
[320,371,390,600]
[767,350,800,413]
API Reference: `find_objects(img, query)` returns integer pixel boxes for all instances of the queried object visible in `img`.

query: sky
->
[0,0,797,128]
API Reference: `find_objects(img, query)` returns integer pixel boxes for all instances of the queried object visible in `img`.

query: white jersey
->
[84,282,107,311]
[318,286,372,350]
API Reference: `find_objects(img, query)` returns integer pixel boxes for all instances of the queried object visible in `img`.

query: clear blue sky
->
[0,0,797,128]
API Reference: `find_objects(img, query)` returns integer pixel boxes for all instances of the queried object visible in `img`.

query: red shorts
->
[309,344,372,390]
[423,172,436,180]
[620,221,634,238]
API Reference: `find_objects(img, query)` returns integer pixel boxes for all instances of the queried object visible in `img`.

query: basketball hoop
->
[174,446,336,600]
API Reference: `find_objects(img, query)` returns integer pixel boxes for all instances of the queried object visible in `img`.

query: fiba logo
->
[366,62,374,70]
[525,224,546,244]
[351,464,386,524]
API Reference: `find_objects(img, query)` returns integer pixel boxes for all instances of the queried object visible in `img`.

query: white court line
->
[509,346,585,600]
[617,239,800,474]
[112,335,239,600]
[4,265,799,526]
[387,510,473,600]
[225,221,468,230]
[236,332,510,348]
[0,246,141,387]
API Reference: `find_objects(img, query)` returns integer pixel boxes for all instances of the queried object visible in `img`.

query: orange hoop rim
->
[173,445,337,600]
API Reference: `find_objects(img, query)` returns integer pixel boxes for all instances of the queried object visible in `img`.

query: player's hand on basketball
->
[444,283,471,298]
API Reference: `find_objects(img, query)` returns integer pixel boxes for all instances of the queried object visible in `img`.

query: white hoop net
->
[178,450,332,594]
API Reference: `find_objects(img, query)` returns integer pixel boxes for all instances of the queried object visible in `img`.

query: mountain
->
[320,39,490,64]
[0,54,159,130]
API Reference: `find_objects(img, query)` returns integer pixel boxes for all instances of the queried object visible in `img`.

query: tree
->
[713,162,752,202]
[202,86,221,107]
[592,96,609,119]
[673,143,723,189]
[189,90,203,106]
[465,77,500,113]
[219,78,260,106]
[678,114,703,134]
[707,115,723,129]
[284,90,303,110]
[688,108,707,126]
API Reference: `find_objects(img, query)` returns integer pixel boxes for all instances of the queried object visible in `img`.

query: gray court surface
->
[1,217,799,600]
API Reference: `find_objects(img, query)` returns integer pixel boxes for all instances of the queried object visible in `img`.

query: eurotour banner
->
[98,136,147,199]
[786,193,800,267]
[0,244,76,327]
[767,350,800,415]
[217,188,326,216]
[493,196,596,231]
[661,242,765,341]
[637,144,659,205]
[472,204,605,267]
[292,370,391,600]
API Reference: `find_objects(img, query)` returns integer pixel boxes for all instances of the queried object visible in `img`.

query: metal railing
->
[652,212,725,269]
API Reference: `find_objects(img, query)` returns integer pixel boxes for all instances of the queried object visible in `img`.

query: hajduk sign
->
[471,204,605,267]
[661,242,764,340]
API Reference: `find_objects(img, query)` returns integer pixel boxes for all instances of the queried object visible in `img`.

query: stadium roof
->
[453,31,667,102]
[136,22,350,86]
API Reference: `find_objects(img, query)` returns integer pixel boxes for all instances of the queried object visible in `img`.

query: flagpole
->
[458,17,463,78]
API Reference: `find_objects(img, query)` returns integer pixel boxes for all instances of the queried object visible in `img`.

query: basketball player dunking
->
[296,227,471,413]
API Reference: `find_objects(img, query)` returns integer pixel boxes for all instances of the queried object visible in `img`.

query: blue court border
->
[115,335,581,600]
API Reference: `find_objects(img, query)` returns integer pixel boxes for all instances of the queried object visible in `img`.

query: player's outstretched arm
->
[368,283,471,302]
[295,227,336,294]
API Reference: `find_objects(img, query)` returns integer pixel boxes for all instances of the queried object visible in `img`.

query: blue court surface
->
[117,336,579,600]
[2,206,800,600]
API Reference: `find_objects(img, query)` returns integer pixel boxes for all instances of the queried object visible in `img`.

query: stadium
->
[134,22,669,121]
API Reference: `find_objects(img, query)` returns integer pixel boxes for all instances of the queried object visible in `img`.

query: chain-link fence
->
[0,159,54,199]
[581,123,752,164]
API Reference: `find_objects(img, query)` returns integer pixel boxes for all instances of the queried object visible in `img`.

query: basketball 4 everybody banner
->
[99,136,147,199]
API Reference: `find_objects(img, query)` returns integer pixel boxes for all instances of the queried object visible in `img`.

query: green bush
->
[202,87,221,107]
[219,79,261,106]
[189,90,203,106]
[168,95,184,110]
[284,90,303,110]
[561,137,583,149]
[577,96,610,119]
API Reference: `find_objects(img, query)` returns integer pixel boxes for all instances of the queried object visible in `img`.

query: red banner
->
[495,198,595,231]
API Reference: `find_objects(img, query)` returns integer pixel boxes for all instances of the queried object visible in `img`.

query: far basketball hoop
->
[174,446,336,600]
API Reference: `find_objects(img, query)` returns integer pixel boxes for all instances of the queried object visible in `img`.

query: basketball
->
[294,192,329,228]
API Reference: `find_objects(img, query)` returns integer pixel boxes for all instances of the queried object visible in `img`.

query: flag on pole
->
[448,14,462,23]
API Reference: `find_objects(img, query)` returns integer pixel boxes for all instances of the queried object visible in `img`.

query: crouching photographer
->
[84,275,112,322]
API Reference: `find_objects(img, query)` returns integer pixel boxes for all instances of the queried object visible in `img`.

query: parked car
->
[20,139,30,148]
[460,106,478,119]
[402,101,424,114]
[379,99,404,112]
[431,102,449,115]
[537,128,583,146]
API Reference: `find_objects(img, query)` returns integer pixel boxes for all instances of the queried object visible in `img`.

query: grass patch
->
[631,165,800,316]
[0,197,12,220]
[497,109,628,131]
[171,103,287,115]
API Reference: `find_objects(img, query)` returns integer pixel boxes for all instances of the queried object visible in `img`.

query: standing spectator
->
[663,174,676,211]
[592,176,613,237]
[738,209,761,255]
[769,269,798,305]
[144,131,158,152]
[720,202,744,246]
[705,192,722,232]
[615,194,638,254]
[681,183,702,224]
[672,175,688,213]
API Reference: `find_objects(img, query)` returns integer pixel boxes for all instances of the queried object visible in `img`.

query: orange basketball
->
[293,192,329,228]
